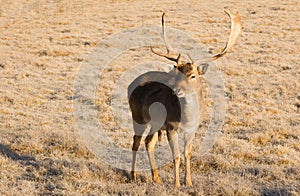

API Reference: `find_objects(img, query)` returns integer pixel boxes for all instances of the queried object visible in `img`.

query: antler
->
[151,13,181,63]
[152,10,242,64]
[198,10,242,63]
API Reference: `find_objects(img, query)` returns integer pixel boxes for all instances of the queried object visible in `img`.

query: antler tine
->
[196,10,242,63]
[161,12,171,54]
[186,52,194,64]
[151,12,180,63]
[211,10,242,60]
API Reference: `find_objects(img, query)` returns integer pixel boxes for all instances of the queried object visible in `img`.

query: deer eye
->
[190,75,196,79]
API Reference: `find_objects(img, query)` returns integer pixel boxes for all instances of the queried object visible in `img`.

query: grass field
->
[0,0,299,195]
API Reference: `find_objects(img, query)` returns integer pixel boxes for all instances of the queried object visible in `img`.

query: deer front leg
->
[167,129,180,187]
[131,122,147,181]
[184,132,195,187]
[145,130,161,184]
[131,135,142,181]
[184,142,193,187]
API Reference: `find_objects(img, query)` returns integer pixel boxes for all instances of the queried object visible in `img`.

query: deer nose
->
[173,88,185,97]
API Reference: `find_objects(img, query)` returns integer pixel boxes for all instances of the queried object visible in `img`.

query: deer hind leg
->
[158,130,163,142]
[145,129,161,184]
[184,132,195,187]
[131,122,147,181]
[167,129,181,187]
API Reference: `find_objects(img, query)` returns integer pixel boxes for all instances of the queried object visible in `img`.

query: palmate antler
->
[150,12,181,64]
[151,10,242,64]
[203,9,242,62]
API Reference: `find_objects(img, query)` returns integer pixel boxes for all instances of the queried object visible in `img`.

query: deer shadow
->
[0,143,35,162]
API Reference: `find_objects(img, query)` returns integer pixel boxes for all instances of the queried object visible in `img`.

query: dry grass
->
[1,0,299,195]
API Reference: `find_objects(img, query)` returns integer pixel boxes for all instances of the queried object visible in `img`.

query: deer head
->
[151,10,242,88]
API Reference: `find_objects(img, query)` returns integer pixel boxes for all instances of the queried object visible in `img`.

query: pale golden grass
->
[1,0,299,195]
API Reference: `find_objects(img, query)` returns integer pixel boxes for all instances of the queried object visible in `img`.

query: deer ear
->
[197,63,209,75]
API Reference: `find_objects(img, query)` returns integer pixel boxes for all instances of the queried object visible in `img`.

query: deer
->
[128,10,241,187]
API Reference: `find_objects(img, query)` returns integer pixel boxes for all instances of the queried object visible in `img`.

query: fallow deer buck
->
[128,10,241,187]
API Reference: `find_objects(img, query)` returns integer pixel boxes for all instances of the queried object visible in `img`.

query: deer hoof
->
[186,180,193,187]
[130,171,136,182]
[175,182,181,188]
[154,177,161,184]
